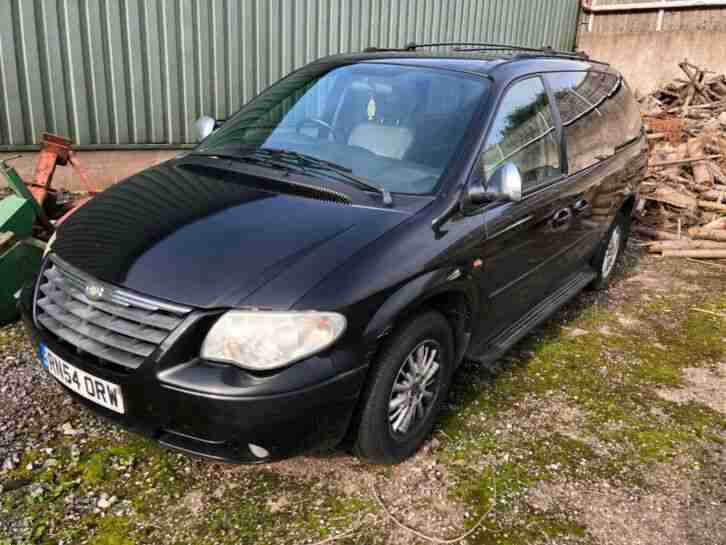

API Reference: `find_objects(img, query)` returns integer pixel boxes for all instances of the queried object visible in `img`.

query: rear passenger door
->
[545,70,640,266]
[474,76,583,344]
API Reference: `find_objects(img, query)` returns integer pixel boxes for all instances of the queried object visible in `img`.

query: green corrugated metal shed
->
[0,0,580,149]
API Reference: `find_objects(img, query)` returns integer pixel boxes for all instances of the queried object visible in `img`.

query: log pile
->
[635,60,726,264]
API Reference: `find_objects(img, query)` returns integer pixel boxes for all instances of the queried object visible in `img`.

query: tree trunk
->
[661,249,726,258]
[687,138,714,185]
[698,200,726,212]
[703,217,726,229]
[633,226,682,240]
[699,189,726,201]
[687,228,726,242]
[648,239,726,252]
[647,186,698,210]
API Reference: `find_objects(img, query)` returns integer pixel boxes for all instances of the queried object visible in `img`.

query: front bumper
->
[20,295,367,463]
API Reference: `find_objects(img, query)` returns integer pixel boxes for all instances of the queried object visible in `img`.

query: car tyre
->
[354,310,455,464]
[590,210,629,290]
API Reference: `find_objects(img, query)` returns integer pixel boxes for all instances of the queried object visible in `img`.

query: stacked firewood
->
[635,60,726,263]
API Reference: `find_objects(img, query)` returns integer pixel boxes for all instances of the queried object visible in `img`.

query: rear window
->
[547,70,640,174]
[612,80,643,147]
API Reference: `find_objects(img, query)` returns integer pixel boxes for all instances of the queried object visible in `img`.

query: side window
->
[481,76,560,189]
[547,71,623,174]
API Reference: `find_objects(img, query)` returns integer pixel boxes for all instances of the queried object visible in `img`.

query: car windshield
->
[195,63,489,195]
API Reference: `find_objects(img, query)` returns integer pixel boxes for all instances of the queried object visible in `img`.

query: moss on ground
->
[193,469,376,545]
[437,263,726,543]
[2,433,378,545]
[89,517,135,545]
[1,435,192,544]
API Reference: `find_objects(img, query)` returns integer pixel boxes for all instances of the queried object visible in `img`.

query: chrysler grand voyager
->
[21,44,646,464]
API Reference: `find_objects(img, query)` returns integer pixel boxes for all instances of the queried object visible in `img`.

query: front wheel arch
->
[345,281,475,447]
[363,277,475,369]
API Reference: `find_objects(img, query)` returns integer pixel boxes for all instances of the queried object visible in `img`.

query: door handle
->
[550,208,572,229]
[573,199,590,214]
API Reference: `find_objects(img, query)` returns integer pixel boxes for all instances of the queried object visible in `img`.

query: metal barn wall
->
[0,0,580,149]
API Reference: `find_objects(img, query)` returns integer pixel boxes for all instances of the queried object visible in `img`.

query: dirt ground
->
[1,241,725,545]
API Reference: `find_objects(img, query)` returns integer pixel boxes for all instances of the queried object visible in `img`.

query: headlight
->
[200,311,346,371]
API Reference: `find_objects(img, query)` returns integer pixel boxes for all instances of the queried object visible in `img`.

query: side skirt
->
[466,268,597,366]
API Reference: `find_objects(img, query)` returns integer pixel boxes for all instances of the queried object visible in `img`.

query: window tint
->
[481,77,560,189]
[547,70,635,174]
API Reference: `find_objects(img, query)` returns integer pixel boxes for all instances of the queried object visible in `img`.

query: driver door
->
[471,76,582,348]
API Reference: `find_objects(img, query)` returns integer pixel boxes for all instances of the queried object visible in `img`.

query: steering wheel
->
[295,117,343,143]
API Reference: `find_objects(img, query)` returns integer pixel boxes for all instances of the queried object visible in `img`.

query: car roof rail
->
[399,42,609,66]
[363,46,411,53]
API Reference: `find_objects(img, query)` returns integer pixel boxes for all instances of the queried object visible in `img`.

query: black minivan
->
[21,44,646,464]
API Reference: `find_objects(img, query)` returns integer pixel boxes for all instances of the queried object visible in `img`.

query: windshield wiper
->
[190,150,346,190]
[189,151,291,171]
[252,148,393,206]
[190,149,393,206]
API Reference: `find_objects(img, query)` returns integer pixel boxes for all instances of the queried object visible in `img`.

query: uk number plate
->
[40,344,125,414]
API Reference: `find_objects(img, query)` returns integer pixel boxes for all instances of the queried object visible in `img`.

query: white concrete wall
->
[579,30,726,96]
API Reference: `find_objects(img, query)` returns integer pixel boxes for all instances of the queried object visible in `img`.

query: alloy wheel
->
[388,339,441,437]
[602,224,621,279]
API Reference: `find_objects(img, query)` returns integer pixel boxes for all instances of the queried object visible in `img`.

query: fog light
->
[248,443,269,459]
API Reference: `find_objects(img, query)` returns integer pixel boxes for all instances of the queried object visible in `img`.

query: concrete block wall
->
[577,3,726,95]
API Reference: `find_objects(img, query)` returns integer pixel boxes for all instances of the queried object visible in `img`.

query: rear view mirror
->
[193,115,216,142]
[485,161,523,202]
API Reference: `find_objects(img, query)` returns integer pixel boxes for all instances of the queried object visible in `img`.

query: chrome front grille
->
[34,257,191,370]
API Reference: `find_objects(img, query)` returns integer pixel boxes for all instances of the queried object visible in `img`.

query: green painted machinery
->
[0,159,47,325]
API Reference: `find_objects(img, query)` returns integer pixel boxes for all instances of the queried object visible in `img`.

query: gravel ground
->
[1,242,725,545]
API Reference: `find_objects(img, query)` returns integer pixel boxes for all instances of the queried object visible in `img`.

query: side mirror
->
[467,161,523,205]
[488,162,523,202]
[193,115,216,141]
[465,177,490,206]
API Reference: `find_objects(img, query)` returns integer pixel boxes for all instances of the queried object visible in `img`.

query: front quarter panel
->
[361,269,477,346]
[293,200,485,354]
